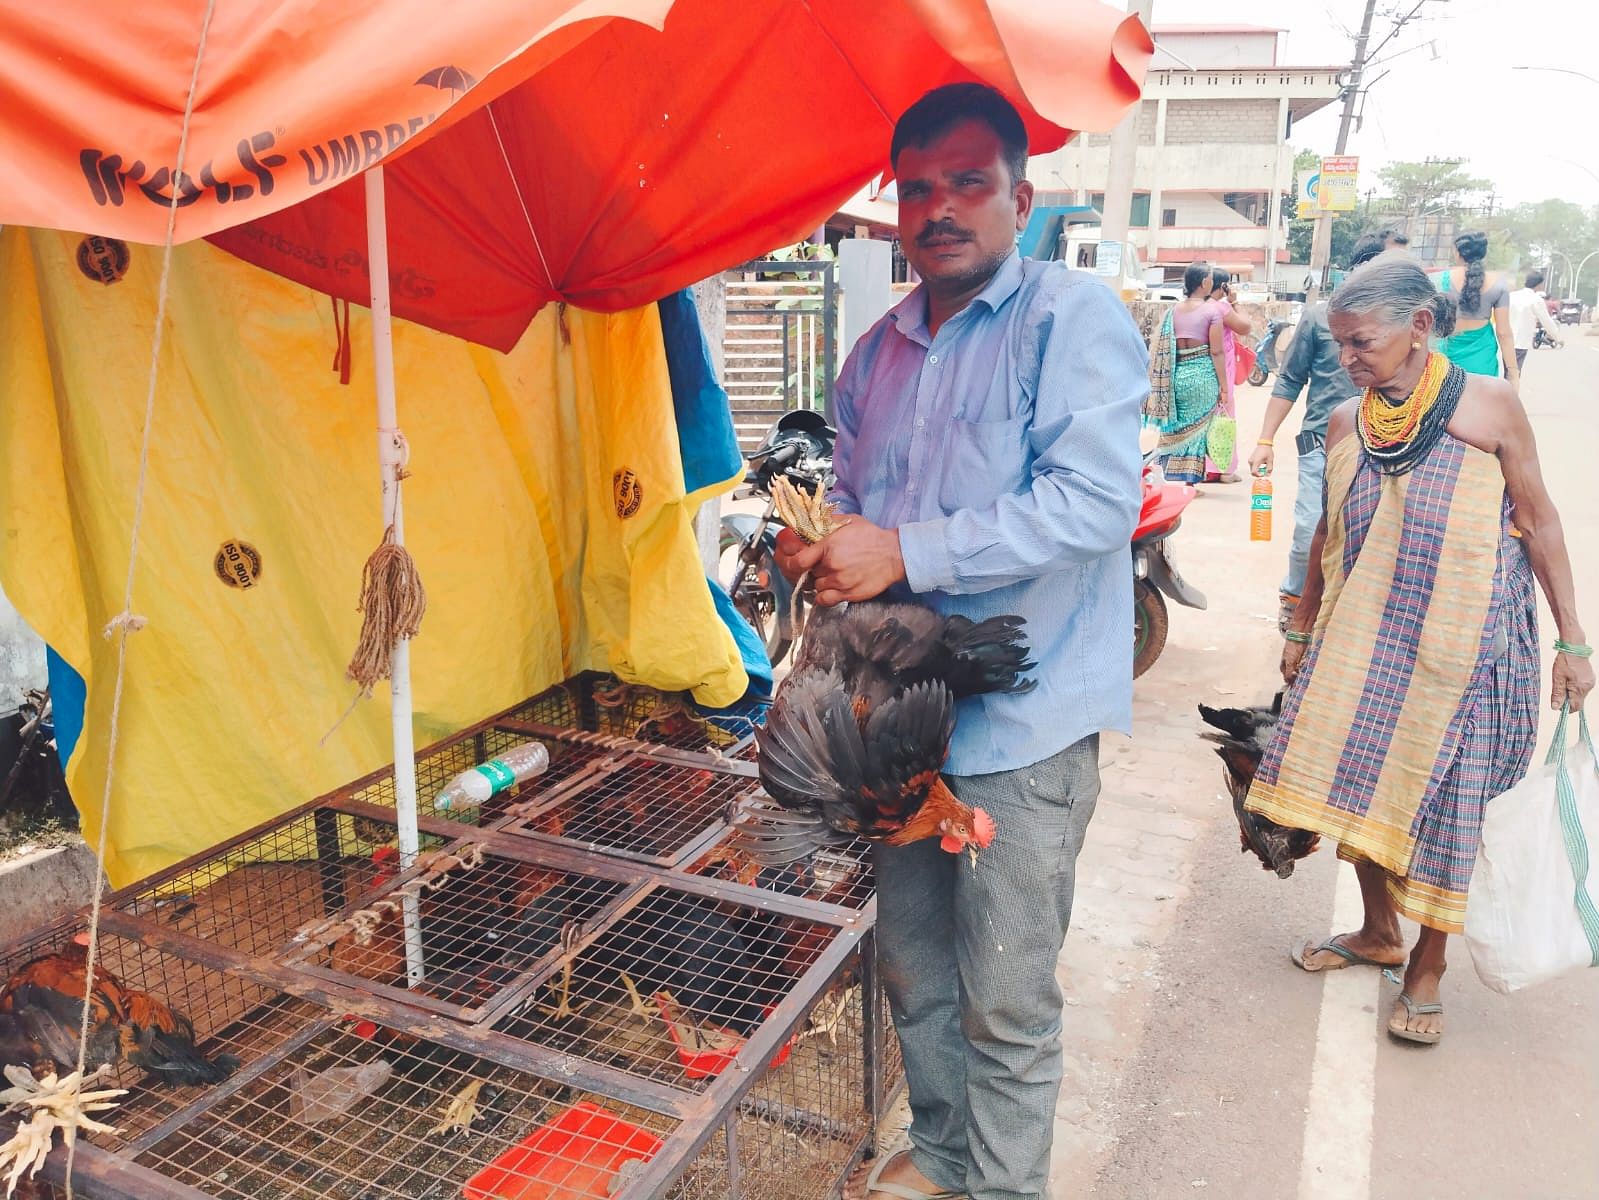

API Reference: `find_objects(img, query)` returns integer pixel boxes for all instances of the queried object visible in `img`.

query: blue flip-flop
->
[1293,937,1403,985]
[1388,992,1444,1045]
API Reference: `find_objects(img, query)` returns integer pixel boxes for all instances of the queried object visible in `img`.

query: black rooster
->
[1198,697,1320,878]
[736,600,1034,865]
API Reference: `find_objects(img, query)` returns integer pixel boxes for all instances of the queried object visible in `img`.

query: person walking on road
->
[1508,268,1563,371]
[1249,235,1387,633]
[1149,262,1227,486]
[1205,268,1252,483]
[1434,230,1518,385]
[1248,256,1593,1045]
[776,83,1146,1200]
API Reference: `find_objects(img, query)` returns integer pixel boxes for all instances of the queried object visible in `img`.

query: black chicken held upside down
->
[1198,697,1320,878]
[735,600,1035,865]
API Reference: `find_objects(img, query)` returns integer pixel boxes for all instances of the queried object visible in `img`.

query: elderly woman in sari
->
[1147,262,1228,485]
[1248,257,1592,1045]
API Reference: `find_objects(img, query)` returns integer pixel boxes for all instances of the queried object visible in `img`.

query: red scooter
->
[1133,453,1206,677]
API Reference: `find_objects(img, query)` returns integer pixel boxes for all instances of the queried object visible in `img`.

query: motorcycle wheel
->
[1248,363,1268,388]
[719,532,794,668]
[1133,579,1169,679]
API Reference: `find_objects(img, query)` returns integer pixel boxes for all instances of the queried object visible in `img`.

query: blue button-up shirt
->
[830,253,1148,776]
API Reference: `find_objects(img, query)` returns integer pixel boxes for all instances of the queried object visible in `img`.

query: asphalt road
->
[1058,331,1599,1200]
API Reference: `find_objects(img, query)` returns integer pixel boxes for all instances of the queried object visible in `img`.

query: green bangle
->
[1555,640,1593,658]
[1284,630,1312,645]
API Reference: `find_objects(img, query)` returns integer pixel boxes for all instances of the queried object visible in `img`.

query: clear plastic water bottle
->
[434,741,550,810]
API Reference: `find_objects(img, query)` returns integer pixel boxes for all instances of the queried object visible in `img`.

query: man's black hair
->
[1347,233,1387,269]
[891,83,1029,187]
[1525,269,1545,289]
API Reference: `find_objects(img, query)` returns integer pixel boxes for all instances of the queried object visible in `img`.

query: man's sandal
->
[860,1153,964,1200]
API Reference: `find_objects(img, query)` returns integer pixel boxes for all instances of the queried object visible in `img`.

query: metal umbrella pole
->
[364,164,426,988]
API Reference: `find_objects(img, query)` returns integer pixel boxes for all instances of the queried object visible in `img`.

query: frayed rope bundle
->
[345,525,427,696]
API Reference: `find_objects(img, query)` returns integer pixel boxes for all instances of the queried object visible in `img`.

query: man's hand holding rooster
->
[774,517,906,606]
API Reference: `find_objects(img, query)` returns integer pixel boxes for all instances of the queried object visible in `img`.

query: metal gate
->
[723,259,837,450]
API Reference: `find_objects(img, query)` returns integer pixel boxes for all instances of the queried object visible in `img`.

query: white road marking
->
[1297,866,1379,1200]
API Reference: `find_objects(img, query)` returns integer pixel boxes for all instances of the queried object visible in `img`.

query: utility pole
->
[1100,0,1155,259]
[1305,0,1377,305]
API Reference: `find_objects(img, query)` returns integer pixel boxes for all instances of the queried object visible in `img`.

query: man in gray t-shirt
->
[1249,235,1388,630]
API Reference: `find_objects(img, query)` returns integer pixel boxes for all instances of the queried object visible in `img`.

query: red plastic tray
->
[462,1102,663,1200]
[654,994,792,1080]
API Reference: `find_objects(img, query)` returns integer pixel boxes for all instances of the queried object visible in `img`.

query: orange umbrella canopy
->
[0,0,1150,349]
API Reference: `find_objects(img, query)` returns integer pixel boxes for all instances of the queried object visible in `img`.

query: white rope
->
[484,102,557,293]
[65,0,219,1193]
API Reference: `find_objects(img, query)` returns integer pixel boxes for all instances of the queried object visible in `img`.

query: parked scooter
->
[1246,316,1294,388]
[719,410,835,667]
[1133,454,1206,677]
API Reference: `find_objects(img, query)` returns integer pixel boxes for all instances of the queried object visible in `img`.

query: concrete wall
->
[1082,100,1159,149]
[1163,98,1279,145]
[1039,139,1288,195]
[0,843,102,945]
[1161,193,1261,229]
[1154,30,1280,69]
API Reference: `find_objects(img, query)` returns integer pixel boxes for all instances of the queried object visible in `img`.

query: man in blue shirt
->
[779,84,1146,1200]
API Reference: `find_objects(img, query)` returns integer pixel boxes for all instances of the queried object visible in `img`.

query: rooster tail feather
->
[127,1023,240,1085]
[938,615,1036,698]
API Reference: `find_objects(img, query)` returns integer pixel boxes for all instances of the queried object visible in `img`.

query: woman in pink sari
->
[1206,269,1253,483]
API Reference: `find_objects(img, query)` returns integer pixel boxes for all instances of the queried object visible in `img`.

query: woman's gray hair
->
[1328,255,1457,340]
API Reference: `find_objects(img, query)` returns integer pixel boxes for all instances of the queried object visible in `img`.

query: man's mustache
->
[916,222,973,246]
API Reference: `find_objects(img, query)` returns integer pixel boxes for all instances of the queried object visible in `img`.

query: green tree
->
[1375,159,1490,223]
[1490,199,1598,300]
[1285,150,1388,269]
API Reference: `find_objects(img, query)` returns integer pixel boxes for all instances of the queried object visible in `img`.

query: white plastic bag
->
[1466,708,1599,994]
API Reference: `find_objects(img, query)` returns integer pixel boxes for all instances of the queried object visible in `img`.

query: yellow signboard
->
[1318,155,1360,213]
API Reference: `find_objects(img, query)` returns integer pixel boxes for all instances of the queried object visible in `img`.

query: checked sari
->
[1247,432,1540,932]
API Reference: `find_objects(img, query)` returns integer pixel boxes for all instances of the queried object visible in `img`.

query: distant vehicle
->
[1018,205,1148,300]
[1558,298,1583,325]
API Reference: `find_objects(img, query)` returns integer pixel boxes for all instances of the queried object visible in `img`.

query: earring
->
[1412,341,1421,349]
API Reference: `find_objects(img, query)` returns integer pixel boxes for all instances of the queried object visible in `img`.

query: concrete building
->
[1032,25,1344,287]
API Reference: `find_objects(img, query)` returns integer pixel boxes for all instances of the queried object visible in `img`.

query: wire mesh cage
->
[127,1018,685,1200]
[287,848,635,1019]
[486,880,851,1091]
[109,806,449,960]
[0,918,334,1153]
[4,675,905,1200]
[338,721,611,831]
[685,828,878,914]
[501,674,761,759]
[502,756,756,867]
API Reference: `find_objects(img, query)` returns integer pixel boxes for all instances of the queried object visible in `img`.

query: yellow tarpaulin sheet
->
[0,227,746,885]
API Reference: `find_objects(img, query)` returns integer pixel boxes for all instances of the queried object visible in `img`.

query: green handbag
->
[1206,415,1237,466]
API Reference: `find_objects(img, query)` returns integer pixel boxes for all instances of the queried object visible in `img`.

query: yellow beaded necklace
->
[1358,351,1448,450]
